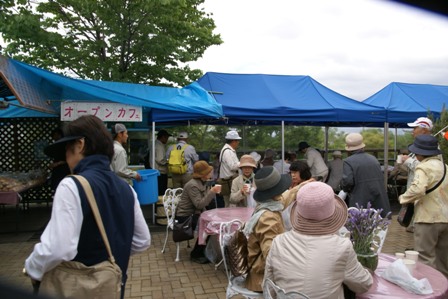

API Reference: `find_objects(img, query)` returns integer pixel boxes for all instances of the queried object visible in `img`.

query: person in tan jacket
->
[399,135,448,277]
[243,166,291,292]
[229,155,257,207]
[265,182,373,298]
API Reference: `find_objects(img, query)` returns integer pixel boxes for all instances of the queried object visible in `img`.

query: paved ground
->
[0,201,413,298]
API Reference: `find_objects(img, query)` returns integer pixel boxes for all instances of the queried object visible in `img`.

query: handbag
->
[172,215,194,242]
[216,148,238,196]
[40,175,122,299]
[224,226,261,277]
[397,162,446,227]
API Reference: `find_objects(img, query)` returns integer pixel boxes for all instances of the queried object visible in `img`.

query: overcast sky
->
[189,0,448,101]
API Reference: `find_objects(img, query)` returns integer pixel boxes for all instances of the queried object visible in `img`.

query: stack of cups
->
[404,250,419,274]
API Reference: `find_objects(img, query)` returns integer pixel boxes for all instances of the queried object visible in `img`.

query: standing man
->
[154,129,172,195]
[298,141,328,181]
[326,150,343,193]
[340,133,391,218]
[219,130,241,207]
[166,132,199,188]
[401,117,433,233]
[111,123,141,185]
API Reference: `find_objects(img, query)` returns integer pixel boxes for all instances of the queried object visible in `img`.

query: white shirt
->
[111,141,138,184]
[219,143,239,178]
[273,160,290,175]
[25,178,151,280]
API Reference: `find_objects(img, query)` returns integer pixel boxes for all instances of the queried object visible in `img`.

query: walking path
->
[0,203,413,298]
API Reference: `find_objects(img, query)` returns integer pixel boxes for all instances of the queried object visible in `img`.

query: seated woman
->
[175,161,221,264]
[281,160,313,230]
[265,182,373,298]
[244,166,291,292]
[229,155,257,207]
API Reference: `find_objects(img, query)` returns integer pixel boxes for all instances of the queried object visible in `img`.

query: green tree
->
[431,107,448,163]
[0,0,222,86]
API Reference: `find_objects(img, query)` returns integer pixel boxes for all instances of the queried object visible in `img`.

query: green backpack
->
[168,144,189,174]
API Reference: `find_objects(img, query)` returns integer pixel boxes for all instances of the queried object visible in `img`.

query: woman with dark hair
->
[24,115,151,299]
[281,160,314,230]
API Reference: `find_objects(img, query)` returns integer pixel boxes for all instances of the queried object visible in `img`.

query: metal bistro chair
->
[263,278,310,299]
[160,188,190,262]
[219,219,263,299]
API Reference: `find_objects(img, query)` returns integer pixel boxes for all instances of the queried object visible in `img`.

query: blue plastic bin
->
[132,169,160,205]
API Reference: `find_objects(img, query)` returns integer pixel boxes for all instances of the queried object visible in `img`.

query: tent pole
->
[384,122,389,190]
[281,121,285,173]
[152,121,156,225]
[324,126,329,162]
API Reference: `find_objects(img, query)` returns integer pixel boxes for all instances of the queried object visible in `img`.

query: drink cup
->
[244,183,251,193]
[405,250,419,262]
[395,252,405,259]
[396,154,403,163]
[215,184,222,194]
[403,259,416,274]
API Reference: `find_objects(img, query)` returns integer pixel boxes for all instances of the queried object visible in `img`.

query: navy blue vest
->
[71,155,135,282]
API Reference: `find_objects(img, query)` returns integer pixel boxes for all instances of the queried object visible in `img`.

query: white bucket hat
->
[345,133,365,151]
[225,130,242,140]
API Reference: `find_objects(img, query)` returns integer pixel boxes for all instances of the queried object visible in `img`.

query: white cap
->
[407,117,433,130]
[178,132,188,139]
[225,130,242,140]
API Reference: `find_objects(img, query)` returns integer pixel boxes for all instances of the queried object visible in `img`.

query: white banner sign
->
[61,102,142,122]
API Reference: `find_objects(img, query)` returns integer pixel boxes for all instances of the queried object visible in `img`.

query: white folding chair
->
[160,188,190,262]
[263,278,310,299]
[219,219,263,299]
[347,207,389,254]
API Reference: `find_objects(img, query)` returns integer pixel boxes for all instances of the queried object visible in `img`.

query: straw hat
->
[345,133,365,151]
[239,155,257,168]
[253,166,291,202]
[408,135,441,156]
[192,161,213,179]
[290,182,348,235]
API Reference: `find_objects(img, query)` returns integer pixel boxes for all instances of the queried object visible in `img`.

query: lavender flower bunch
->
[345,202,391,255]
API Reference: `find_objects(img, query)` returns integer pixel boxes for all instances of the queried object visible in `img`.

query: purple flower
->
[345,202,391,254]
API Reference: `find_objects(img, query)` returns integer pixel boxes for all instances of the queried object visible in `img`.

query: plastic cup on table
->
[395,252,405,259]
[403,259,416,274]
[405,250,419,262]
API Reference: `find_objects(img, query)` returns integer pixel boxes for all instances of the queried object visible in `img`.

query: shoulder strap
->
[426,162,446,195]
[71,175,116,263]
[218,147,231,178]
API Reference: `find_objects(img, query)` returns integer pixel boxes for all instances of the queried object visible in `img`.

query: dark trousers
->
[158,173,168,196]
[175,214,206,259]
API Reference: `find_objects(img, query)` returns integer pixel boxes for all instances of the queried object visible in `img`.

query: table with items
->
[198,207,254,245]
[357,253,448,299]
[0,170,47,206]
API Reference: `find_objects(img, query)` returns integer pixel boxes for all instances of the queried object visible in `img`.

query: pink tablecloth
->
[198,207,254,245]
[0,191,20,205]
[357,254,448,299]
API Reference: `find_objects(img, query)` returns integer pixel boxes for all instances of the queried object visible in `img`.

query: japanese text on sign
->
[61,102,142,122]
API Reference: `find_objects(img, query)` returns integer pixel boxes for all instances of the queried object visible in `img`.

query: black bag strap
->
[426,162,446,195]
[217,147,231,178]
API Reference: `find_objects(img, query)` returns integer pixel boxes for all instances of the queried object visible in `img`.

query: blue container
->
[132,169,160,205]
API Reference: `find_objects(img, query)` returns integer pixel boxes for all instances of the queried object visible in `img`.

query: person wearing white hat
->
[401,117,434,233]
[340,133,391,218]
[110,123,141,185]
[326,150,344,193]
[217,130,242,207]
[265,182,372,298]
[166,131,199,188]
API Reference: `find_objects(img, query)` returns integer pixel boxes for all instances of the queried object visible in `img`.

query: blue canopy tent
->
[0,56,223,120]
[363,82,448,127]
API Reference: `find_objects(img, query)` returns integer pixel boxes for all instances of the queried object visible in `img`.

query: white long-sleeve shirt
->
[111,141,138,185]
[25,178,151,281]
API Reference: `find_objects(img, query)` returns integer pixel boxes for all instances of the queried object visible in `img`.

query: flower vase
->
[356,252,378,272]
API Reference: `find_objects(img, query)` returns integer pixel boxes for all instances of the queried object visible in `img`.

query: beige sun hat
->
[239,155,257,168]
[345,133,365,151]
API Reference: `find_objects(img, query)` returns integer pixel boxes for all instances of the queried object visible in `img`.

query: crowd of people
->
[22,115,447,298]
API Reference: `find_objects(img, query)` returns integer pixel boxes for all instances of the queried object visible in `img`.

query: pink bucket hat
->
[290,182,348,235]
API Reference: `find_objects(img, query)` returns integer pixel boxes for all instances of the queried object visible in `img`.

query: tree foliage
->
[0,0,222,86]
